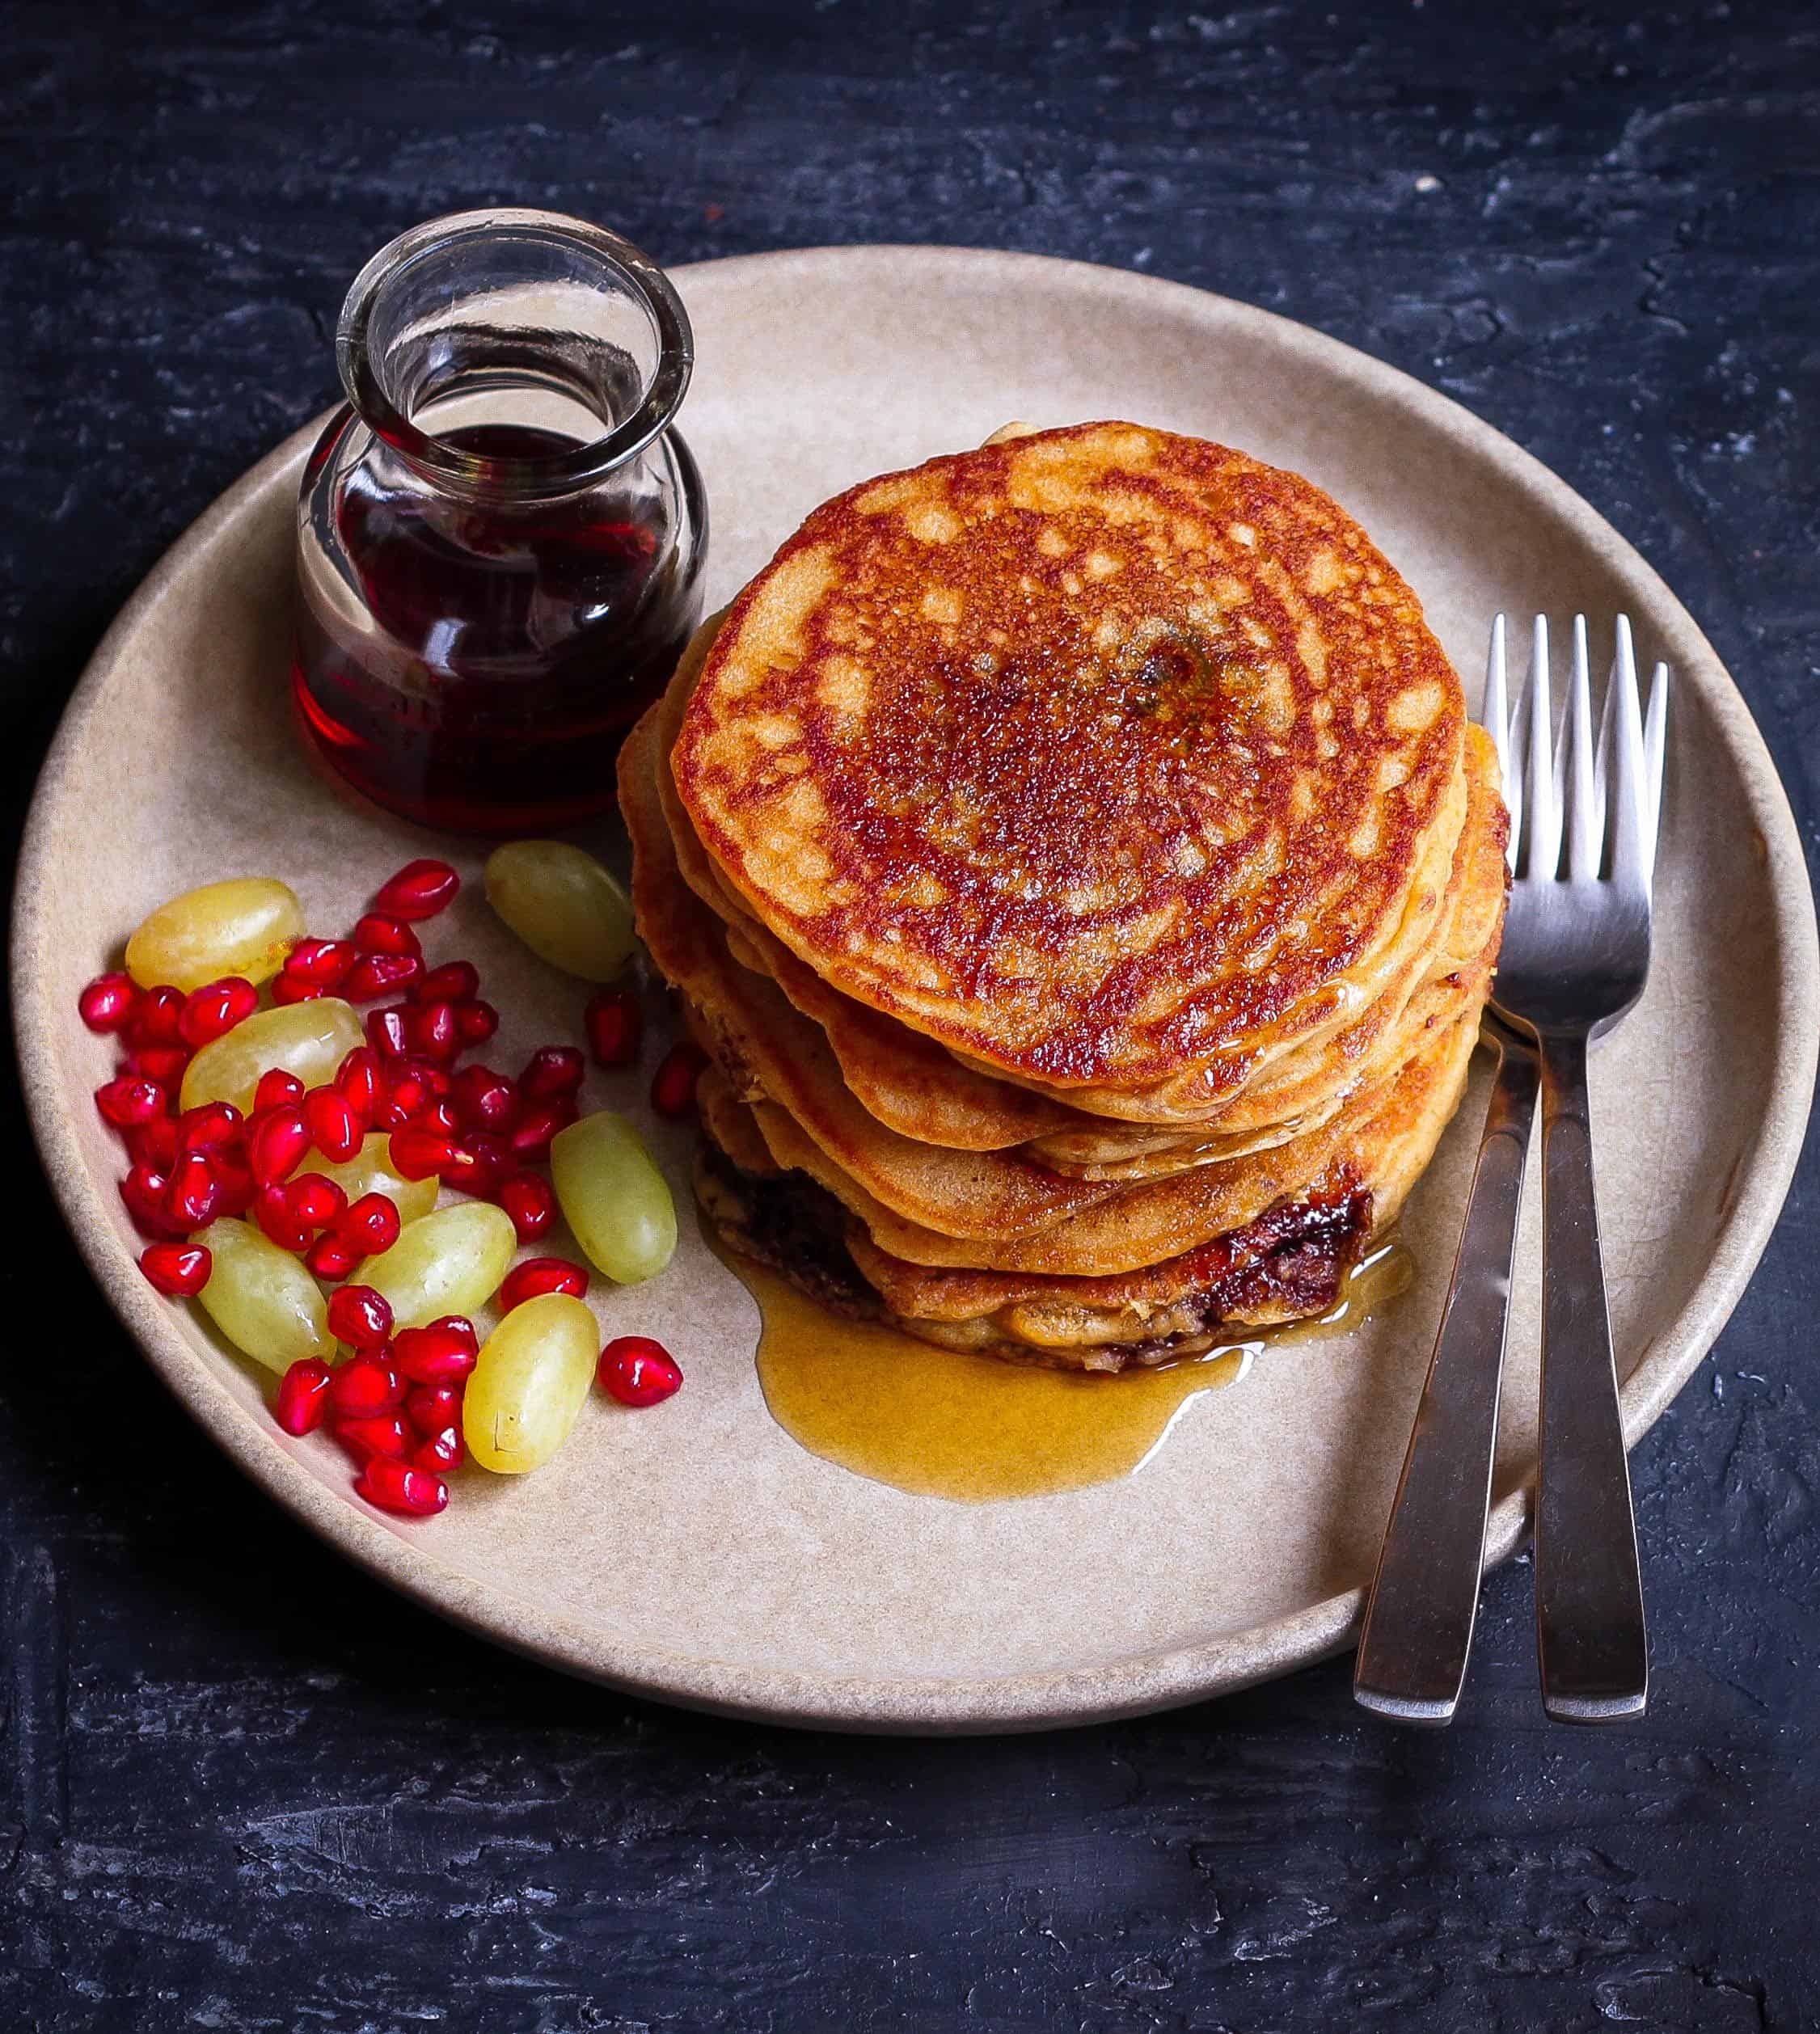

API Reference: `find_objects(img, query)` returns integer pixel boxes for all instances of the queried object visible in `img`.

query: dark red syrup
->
[293,422,703,833]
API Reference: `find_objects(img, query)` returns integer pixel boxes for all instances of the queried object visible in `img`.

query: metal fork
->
[1354,614,1670,1725]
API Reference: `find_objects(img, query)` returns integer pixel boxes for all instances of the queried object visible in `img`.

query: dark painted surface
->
[3,2,1818,2027]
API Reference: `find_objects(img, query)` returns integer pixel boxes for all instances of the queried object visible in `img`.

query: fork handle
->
[1354,1027,1539,1724]
[1535,1030,1649,1722]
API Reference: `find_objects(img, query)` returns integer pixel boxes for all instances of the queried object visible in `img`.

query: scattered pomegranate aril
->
[352,912,421,958]
[390,1125,458,1181]
[457,1131,515,1200]
[129,1115,180,1173]
[165,1152,222,1230]
[248,1107,310,1187]
[304,1084,363,1163]
[336,1192,402,1260]
[414,1425,465,1473]
[283,937,358,987]
[413,1098,462,1141]
[375,858,461,922]
[452,1065,519,1135]
[412,960,479,1006]
[305,1233,361,1282]
[177,1101,243,1156]
[128,985,187,1048]
[509,1098,577,1163]
[366,1005,413,1061]
[285,1174,347,1231]
[213,1154,258,1217]
[355,1454,449,1517]
[336,1412,412,1463]
[500,1171,555,1243]
[520,1044,585,1099]
[404,1382,464,1435]
[254,1183,314,1252]
[342,951,424,1003]
[96,1074,168,1131]
[598,1335,683,1407]
[335,1046,382,1125]
[394,1321,479,1386]
[139,1241,211,1297]
[78,973,139,1034]
[410,999,459,1062]
[275,1357,334,1436]
[327,1282,394,1351]
[331,1355,405,1419]
[650,1042,710,1120]
[500,1256,590,1310]
[178,977,258,1049]
[585,986,643,1068]
[122,1164,185,1239]
[454,999,498,1046]
[272,974,327,1005]
[127,1043,192,1087]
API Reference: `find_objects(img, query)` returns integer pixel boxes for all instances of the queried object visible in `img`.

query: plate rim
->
[14,243,1818,1733]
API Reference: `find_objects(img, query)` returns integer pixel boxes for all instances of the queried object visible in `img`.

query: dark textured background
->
[4,2,1818,2027]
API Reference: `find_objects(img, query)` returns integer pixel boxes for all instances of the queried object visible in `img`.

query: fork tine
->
[1522,614,1560,880]
[1483,614,1519,871]
[1562,615,1600,880]
[1641,657,1670,895]
[1603,614,1647,896]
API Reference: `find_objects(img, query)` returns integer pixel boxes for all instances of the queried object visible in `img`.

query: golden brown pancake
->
[672,422,1467,1101]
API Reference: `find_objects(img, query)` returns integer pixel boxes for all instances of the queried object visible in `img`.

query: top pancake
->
[673,422,1467,1094]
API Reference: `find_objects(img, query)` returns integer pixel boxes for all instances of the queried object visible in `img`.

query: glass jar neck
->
[336,208,694,505]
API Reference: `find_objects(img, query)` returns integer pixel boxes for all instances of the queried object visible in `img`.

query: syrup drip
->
[726,1239,1413,1503]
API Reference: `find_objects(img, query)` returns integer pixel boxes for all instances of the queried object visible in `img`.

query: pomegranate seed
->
[177,1101,242,1156]
[275,1358,334,1437]
[456,1131,515,1199]
[430,1315,479,1351]
[336,1412,412,1463]
[254,1184,314,1252]
[598,1336,683,1407]
[414,1425,465,1473]
[500,1256,590,1310]
[128,1044,192,1087]
[213,1153,258,1217]
[97,1075,168,1130]
[336,1192,401,1260]
[327,1283,393,1351]
[520,1045,585,1099]
[255,1071,305,1118]
[335,1046,382,1126]
[128,985,186,1048]
[306,1234,361,1282]
[122,1164,185,1239]
[509,1098,576,1163]
[343,952,424,1003]
[303,1085,363,1163]
[407,1099,462,1143]
[272,975,326,1005]
[78,973,138,1033]
[454,999,499,1046]
[178,977,258,1049]
[356,1454,449,1516]
[650,1042,709,1120]
[391,1125,457,1180]
[139,1241,211,1297]
[367,1005,413,1061]
[283,937,357,987]
[451,1065,518,1134]
[412,960,479,1006]
[248,1107,310,1187]
[330,1355,404,1419]
[129,1115,180,1172]
[375,858,460,922]
[352,913,421,958]
[404,1382,464,1435]
[585,986,644,1068]
[500,1172,555,1243]
[394,1323,479,1386]
[165,1152,221,1231]
[285,1175,346,1231]
[411,1000,459,1062]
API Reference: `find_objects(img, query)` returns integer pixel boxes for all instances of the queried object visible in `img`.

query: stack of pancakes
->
[621,423,1508,1371]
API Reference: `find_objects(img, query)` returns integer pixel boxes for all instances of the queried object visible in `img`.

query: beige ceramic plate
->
[15,248,1818,1732]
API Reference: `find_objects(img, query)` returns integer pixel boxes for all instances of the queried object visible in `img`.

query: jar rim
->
[336,207,694,495]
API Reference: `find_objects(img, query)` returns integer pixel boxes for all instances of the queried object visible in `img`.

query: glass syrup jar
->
[293,209,707,833]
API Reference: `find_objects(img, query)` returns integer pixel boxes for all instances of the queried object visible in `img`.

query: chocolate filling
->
[698,1137,1372,1353]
